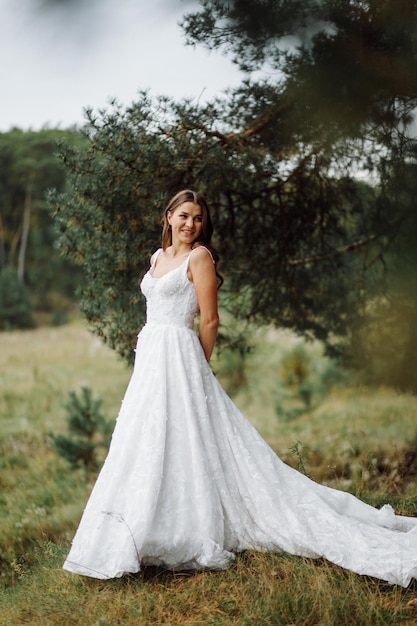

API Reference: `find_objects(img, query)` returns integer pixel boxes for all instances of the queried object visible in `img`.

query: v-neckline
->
[150,252,190,280]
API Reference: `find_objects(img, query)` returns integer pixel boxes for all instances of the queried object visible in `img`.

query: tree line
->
[0,127,85,328]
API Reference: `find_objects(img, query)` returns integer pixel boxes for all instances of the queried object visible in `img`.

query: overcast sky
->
[1,0,243,131]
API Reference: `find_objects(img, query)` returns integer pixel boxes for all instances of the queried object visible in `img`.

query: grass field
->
[1,321,417,625]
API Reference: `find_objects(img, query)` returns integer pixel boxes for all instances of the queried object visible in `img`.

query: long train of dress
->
[63,250,417,586]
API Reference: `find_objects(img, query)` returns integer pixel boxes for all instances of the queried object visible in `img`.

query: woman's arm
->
[189,247,219,362]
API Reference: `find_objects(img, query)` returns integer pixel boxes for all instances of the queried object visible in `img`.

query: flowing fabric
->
[63,249,417,586]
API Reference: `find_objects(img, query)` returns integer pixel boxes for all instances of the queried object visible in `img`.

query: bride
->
[63,189,417,587]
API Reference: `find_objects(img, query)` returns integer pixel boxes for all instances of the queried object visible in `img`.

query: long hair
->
[161,189,223,287]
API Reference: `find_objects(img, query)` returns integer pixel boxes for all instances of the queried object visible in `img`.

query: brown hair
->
[161,189,223,287]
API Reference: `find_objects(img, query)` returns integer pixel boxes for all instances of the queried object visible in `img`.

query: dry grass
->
[0,320,131,438]
[1,321,417,625]
[223,327,417,498]
[2,545,417,626]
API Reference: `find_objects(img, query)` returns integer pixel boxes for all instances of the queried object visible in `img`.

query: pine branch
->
[288,235,377,267]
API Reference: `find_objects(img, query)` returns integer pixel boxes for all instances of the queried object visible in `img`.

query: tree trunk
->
[9,221,22,265]
[18,179,33,282]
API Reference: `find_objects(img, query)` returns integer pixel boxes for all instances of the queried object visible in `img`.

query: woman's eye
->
[195,217,202,222]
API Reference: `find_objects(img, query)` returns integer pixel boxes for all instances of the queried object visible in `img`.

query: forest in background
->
[0,127,85,329]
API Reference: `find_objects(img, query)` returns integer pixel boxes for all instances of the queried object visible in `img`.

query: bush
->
[0,266,34,330]
[276,342,352,420]
[50,386,111,470]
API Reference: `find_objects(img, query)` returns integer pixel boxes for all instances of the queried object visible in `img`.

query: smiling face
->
[167,201,203,247]
[161,189,214,251]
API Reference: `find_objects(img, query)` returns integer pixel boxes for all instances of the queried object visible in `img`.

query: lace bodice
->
[140,249,199,329]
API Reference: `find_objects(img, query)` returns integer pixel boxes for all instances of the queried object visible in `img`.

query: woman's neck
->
[168,243,192,257]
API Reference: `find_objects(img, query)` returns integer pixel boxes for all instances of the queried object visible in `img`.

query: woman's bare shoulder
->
[190,245,214,264]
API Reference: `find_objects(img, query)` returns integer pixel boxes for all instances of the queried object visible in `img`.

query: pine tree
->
[49,1,417,390]
[51,387,111,470]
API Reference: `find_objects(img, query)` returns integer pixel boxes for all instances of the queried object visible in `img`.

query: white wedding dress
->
[63,249,417,586]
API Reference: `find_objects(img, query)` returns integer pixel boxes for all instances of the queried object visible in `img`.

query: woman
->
[64,189,417,586]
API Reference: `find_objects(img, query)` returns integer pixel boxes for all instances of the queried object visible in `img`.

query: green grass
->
[0,321,131,591]
[2,546,417,626]
[1,321,417,625]
[216,327,417,498]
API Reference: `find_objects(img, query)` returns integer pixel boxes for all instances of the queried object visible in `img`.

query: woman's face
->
[167,201,203,246]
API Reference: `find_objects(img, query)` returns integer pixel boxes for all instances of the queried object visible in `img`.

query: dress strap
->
[186,246,215,269]
[150,248,162,268]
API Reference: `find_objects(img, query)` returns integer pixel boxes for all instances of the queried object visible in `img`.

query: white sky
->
[0,0,244,131]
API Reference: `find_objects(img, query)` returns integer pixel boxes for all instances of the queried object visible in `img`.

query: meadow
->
[1,320,417,625]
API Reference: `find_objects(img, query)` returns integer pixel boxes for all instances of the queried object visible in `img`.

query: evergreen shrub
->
[0,266,34,330]
[50,386,111,470]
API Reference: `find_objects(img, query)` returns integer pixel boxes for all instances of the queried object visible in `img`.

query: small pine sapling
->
[51,386,111,470]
